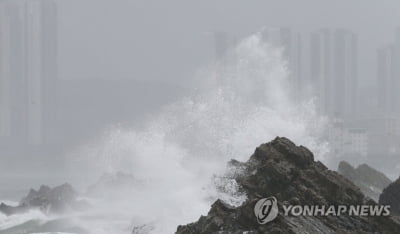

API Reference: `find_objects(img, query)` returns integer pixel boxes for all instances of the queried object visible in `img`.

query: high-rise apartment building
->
[0,1,11,138]
[0,0,57,145]
[377,45,396,114]
[310,28,358,119]
[376,28,400,115]
[25,0,58,145]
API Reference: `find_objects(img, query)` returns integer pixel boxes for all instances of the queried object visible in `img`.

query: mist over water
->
[59,33,330,233]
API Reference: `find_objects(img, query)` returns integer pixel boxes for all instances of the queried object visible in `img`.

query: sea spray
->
[66,32,329,234]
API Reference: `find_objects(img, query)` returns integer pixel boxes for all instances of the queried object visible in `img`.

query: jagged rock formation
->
[176,137,400,234]
[338,161,392,202]
[380,177,400,216]
[0,183,89,216]
[0,202,29,216]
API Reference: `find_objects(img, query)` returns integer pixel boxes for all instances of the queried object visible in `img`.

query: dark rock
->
[0,202,29,216]
[380,177,400,216]
[176,137,400,234]
[0,183,90,216]
[338,161,392,201]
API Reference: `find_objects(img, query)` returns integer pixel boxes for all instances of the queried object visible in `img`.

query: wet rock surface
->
[176,137,400,234]
[338,161,392,201]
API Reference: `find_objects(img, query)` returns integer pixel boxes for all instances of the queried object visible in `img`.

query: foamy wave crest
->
[68,33,329,233]
[0,210,48,231]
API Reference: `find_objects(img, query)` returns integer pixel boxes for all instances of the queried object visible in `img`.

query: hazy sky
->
[58,0,400,85]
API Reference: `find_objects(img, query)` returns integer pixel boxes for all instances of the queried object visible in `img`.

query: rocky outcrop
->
[0,183,89,216]
[338,161,392,201]
[176,137,400,234]
[0,202,29,216]
[380,177,400,216]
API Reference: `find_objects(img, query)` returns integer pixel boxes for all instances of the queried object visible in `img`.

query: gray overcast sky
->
[58,0,400,85]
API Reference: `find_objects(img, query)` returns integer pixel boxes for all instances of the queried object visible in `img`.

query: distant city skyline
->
[52,0,400,86]
[212,27,387,120]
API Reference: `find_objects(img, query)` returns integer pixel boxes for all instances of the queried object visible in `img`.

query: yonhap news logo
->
[254,196,391,225]
[254,196,279,224]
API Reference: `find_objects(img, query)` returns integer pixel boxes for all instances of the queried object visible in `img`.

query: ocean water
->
[0,32,329,234]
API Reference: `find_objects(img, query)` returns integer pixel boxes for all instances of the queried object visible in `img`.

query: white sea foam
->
[64,32,329,233]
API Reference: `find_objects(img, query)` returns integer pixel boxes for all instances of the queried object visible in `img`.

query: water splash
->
[67,33,329,233]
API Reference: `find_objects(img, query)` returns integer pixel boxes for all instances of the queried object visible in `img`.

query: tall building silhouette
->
[376,28,400,115]
[311,29,331,115]
[377,45,396,114]
[393,27,400,114]
[310,28,358,119]
[0,0,57,146]
[25,0,58,145]
[0,1,12,138]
